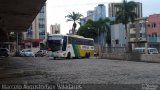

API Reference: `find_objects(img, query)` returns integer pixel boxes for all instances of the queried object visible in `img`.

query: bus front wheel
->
[67,52,71,59]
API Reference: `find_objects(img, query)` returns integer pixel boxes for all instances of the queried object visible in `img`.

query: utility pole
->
[98,28,99,45]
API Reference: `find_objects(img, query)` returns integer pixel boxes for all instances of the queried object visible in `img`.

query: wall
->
[101,53,160,63]
[101,53,126,60]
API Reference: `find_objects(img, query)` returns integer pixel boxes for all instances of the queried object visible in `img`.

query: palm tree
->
[65,12,83,34]
[94,18,111,46]
[115,0,137,51]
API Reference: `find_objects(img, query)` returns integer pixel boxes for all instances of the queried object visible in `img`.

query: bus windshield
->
[47,36,63,51]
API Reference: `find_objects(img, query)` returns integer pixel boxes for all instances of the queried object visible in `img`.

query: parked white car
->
[20,49,34,57]
[133,47,159,54]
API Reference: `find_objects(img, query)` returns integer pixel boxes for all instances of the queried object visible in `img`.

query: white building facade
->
[128,17,147,50]
[50,24,60,34]
[111,23,127,47]
[22,4,47,50]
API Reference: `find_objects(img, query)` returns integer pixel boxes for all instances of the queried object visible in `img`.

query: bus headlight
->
[63,53,66,56]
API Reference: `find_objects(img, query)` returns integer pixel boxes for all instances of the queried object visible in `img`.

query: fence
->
[101,46,127,54]
[100,46,160,63]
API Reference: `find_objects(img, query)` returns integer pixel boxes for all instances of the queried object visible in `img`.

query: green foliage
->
[65,12,83,34]
[8,32,23,42]
[77,20,97,38]
[77,18,111,44]
[115,0,137,51]
[115,0,137,25]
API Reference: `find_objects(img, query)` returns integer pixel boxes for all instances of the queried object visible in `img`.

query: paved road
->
[1,57,160,89]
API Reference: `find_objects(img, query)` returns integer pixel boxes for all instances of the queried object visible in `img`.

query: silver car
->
[20,49,34,57]
[35,50,48,57]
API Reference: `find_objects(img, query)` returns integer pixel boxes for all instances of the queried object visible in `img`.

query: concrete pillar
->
[145,42,148,54]
[132,43,135,51]
[98,45,101,59]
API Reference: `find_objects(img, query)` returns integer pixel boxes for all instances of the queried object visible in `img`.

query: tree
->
[65,12,83,34]
[8,32,23,42]
[77,18,111,45]
[115,0,137,51]
[77,19,97,38]
[94,18,111,45]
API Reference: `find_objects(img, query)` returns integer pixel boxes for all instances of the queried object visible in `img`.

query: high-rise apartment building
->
[80,4,106,25]
[22,4,47,49]
[50,24,60,34]
[94,4,106,21]
[108,2,143,18]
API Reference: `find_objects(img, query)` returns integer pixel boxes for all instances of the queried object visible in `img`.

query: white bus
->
[47,34,94,59]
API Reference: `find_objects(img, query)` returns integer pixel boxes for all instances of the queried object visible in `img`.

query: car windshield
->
[24,49,32,52]
[149,49,158,53]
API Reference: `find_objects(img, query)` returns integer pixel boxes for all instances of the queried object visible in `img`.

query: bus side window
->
[68,37,72,44]
[62,36,67,51]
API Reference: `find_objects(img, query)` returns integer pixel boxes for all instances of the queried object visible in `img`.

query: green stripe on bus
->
[75,45,80,57]
[72,44,80,57]
[72,44,78,57]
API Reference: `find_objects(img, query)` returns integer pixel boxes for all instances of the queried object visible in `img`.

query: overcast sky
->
[46,0,160,35]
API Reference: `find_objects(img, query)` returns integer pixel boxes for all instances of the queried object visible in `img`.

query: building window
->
[148,34,151,37]
[130,24,135,28]
[39,24,45,28]
[130,34,136,38]
[152,33,157,37]
[39,31,45,35]
[115,40,119,44]
[147,24,150,28]
[39,18,44,21]
[152,23,156,28]
[140,33,142,37]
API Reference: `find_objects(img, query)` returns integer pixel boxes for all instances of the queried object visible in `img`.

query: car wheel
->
[41,54,43,57]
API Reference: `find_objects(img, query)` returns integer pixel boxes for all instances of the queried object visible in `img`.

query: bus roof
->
[48,34,64,36]
[48,34,94,40]
[68,35,94,40]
